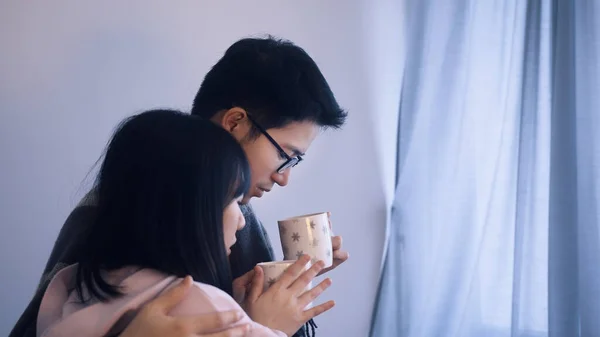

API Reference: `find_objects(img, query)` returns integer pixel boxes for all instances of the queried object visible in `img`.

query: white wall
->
[0,1,404,336]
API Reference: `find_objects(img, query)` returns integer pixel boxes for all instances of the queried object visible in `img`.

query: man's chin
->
[241,194,256,204]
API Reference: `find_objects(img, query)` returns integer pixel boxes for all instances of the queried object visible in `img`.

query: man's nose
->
[271,169,291,187]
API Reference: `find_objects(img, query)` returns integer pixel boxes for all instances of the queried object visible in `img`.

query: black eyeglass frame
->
[246,114,303,174]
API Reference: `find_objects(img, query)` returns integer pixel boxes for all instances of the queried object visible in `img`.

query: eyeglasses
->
[246,114,303,174]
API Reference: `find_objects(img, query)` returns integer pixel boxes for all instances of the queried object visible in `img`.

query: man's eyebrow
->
[284,145,306,157]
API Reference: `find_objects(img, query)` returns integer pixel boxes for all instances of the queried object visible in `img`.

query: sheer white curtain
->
[370,1,600,336]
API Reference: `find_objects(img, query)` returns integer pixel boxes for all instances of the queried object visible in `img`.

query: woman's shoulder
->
[40,266,283,337]
[171,281,287,337]
[111,268,242,315]
[165,280,243,315]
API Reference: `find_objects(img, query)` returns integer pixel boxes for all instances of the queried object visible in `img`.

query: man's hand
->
[121,276,250,337]
[318,212,349,276]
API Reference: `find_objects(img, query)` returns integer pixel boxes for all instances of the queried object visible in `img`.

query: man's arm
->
[10,204,97,337]
[39,205,96,286]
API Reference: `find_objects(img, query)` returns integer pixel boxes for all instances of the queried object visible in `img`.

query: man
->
[191,36,349,281]
[191,36,350,336]
[10,36,348,337]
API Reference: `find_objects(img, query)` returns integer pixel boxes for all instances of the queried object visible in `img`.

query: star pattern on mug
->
[279,226,287,235]
[312,238,319,247]
[310,221,316,229]
[291,232,301,242]
[296,250,304,259]
[322,224,328,235]
[267,277,277,288]
[326,249,331,257]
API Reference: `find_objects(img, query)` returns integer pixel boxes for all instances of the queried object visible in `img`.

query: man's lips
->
[252,187,271,198]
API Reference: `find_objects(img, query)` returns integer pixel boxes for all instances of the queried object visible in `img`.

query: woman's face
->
[223,197,245,255]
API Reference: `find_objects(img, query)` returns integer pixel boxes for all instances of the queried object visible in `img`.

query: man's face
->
[240,120,319,203]
[216,108,320,203]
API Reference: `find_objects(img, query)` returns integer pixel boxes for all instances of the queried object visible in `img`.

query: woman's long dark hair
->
[75,109,250,301]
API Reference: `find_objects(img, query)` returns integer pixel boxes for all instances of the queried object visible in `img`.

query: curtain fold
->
[370,1,600,336]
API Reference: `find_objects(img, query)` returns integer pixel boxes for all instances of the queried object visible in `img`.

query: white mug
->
[256,260,312,292]
[278,212,333,268]
[257,260,313,308]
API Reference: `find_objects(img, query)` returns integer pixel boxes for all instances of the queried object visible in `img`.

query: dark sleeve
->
[229,205,275,280]
[9,205,96,337]
[39,205,96,285]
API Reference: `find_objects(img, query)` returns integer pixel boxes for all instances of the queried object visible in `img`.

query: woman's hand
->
[232,269,256,311]
[243,255,335,336]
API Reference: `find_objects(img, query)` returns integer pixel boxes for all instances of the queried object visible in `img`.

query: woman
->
[35,110,333,337]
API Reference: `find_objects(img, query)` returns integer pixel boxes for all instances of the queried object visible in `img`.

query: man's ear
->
[219,107,250,133]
